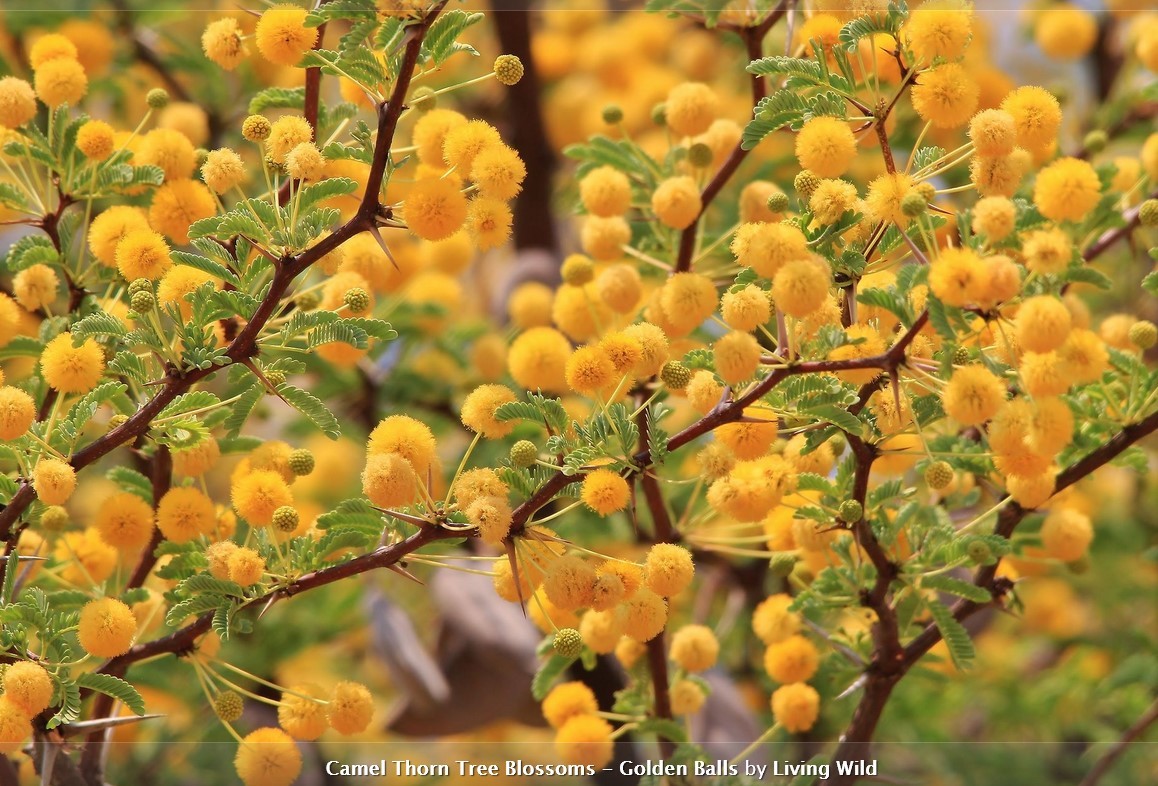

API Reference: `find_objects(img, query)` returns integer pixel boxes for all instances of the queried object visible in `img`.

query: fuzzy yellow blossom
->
[739,181,786,223]
[32,459,76,505]
[78,598,136,657]
[721,285,771,331]
[405,178,468,241]
[465,196,513,249]
[669,625,719,672]
[764,634,820,683]
[968,110,1017,157]
[34,57,87,107]
[982,255,1022,305]
[94,492,155,551]
[202,17,248,70]
[29,34,78,67]
[157,486,216,542]
[911,62,978,128]
[555,715,614,768]
[460,384,517,438]
[89,207,152,267]
[651,176,702,229]
[470,144,526,200]
[266,115,312,164]
[1035,5,1098,61]
[0,387,35,440]
[2,662,53,717]
[970,150,1028,198]
[13,264,58,312]
[159,267,218,321]
[618,586,668,642]
[206,541,238,580]
[1017,296,1072,353]
[795,116,857,178]
[670,679,707,716]
[713,330,762,385]
[1020,351,1070,397]
[621,322,669,378]
[1058,329,1107,383]
[544,555,598,611]
[771,683,820,733]
[40,333,105,394]
[285,142,325,181]
[659,272,717,335]
[255,5,317,66]
[361,452,418,508]
[1006,470,1057,509]
[234,727,302,786]
[809,178,858,225]
[581,469,630,515]
[1034,157,1101,223]
[1040,508,1093,561]
[905,0,972,63]
[596,264,642,314]
[1022,226,1073,275]
[928,246,988,307]
[665,82,718,137]
[1029,397,1074,455]
[1001,86,1062,151]
[580,166,631,217]
[645,543,695,597]
[442,120,502,174]
[327,681,374,735]
[232,470,293,527]
[580,215,631,260]
[148,178,216,244]
[731,222,809,278]
[943,366,1006,426]
[278,684,328,740]
[508,326,571,394]
[0,697,31,755]
[971,196,1017,240]
[507,282,553,328]
[367,415,437,477]
[565,344,616,394]
[412,109,467,165]
[466,495,512,545]
[865,172,916,227]
[76,119,116,160]
[228,547,266,586]
[707,455,798,521]
[542,682,599,729]
[753,593,801,644]
[116,229,172,281]
[773,256,830,318]
[0,77,37,129]
[138,128,196,182]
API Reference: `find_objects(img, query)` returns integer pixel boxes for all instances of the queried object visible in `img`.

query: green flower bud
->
[687,142,714,169]
[146,88,170,109]
[288,449,315,476]
[1082,130,1107,154]
[838,499,863,523]
[409,86,436,112]
[561,255,595,286]
[601,104,623,125]
[130,290,155,313]
[766,191,790,213]
[794,170,820,200]
[651,103,667,126]
[214,690,244,722]
[343,287,370,315]
[40,505,69,532]
[660,361,692,390]
[295,291,321,311]
[1139,199,1158,228]
[509,440,538,468]
[924,460,954,490]
[493,54,524,86]
[901,192,928,217]
[553,627,583,659]
[272,505,299,533]
[1129,320,1157,350]
[128,278,153,295]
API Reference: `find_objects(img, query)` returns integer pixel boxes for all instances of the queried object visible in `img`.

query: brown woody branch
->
[1082,188,1158,263]
[1077,697,1158,786]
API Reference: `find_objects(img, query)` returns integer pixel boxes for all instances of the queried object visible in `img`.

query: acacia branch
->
[1082,188,1158,263]
[1077,697,1158,786]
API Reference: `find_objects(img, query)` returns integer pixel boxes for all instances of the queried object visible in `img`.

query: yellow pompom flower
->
[659,272,717,336]
[29,34,78,68]
[1016,296,1072,353]
[809,178,858,225]
[442,119,502,173]
[982,255,1022,306]
[89,207,151,268]
[466,495,512,545]
[34,57,87,108]
[159,266,218,322]
[1020,351,1070,397]
[581,469,630,515]
[508,326,571,394]
[971,196,1017,240]
[596,264,642,314]
[670,679,707,716]
[0,387,35,440]
[865,172,916,227]
[76,119,116,161]
[0,77,37,129]
[464,196,513,249]
[41,333,105,394]
[731,222,809,278]
[772,257,830,318]
[1035,5,1098,61]
[721,285,771,331]
[1022,226,1073,276]
[970,150,1028,198]
[904,0,972,63]
[94,492,156,551]
[148,178,216,245]
[32,459,75,505]
[404,178,468,241]
[968,109,1017,157]
[753,593,801,644]
[1040,508,1093,561]
[670,625,719,672]
[367,415,437,477]
[202,17,248,70]
[78,598,137,658]
[771,683,820,733]
[795,116,857,178]
[460,384,517,438]
[928,246,988,308]
[277,684,328,740]
[232,470,294,527]
[157,485,216,542]
[284,142,325,181]
[618,586,668,642]
[13,263,59,312]
[645,543,695,597]
[713,330,762,384]
[1033,157,1101,223]
[565,344,616,394]
[327,681,374,734]
[1006,470,1057,509]
[943,365,1006,426]
[597,332,643,377]
[138,128,196,182]
[255,5,318,66]
[651,175,702,229]
[764,634,819,683]
[2,662,54,717]
[470,144,525,200]
[234,727,302,786]
[507,282,553,328]
[116,229,172,281]
[1001,86,1062,151]
[580,215,631,260]
[542,681,598,729]
[0,697,32,755]
[621,322,669,378]
[544,555,598,611]
[665,82,719,137]
[361,452,418,508]
[911,62,978,129]
[412,108,467,165]
[1028,396,1074,454]
[1058,328,1107,383]
[579,165,631,217]
[555,715,614,768]
[228,547,266,586]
